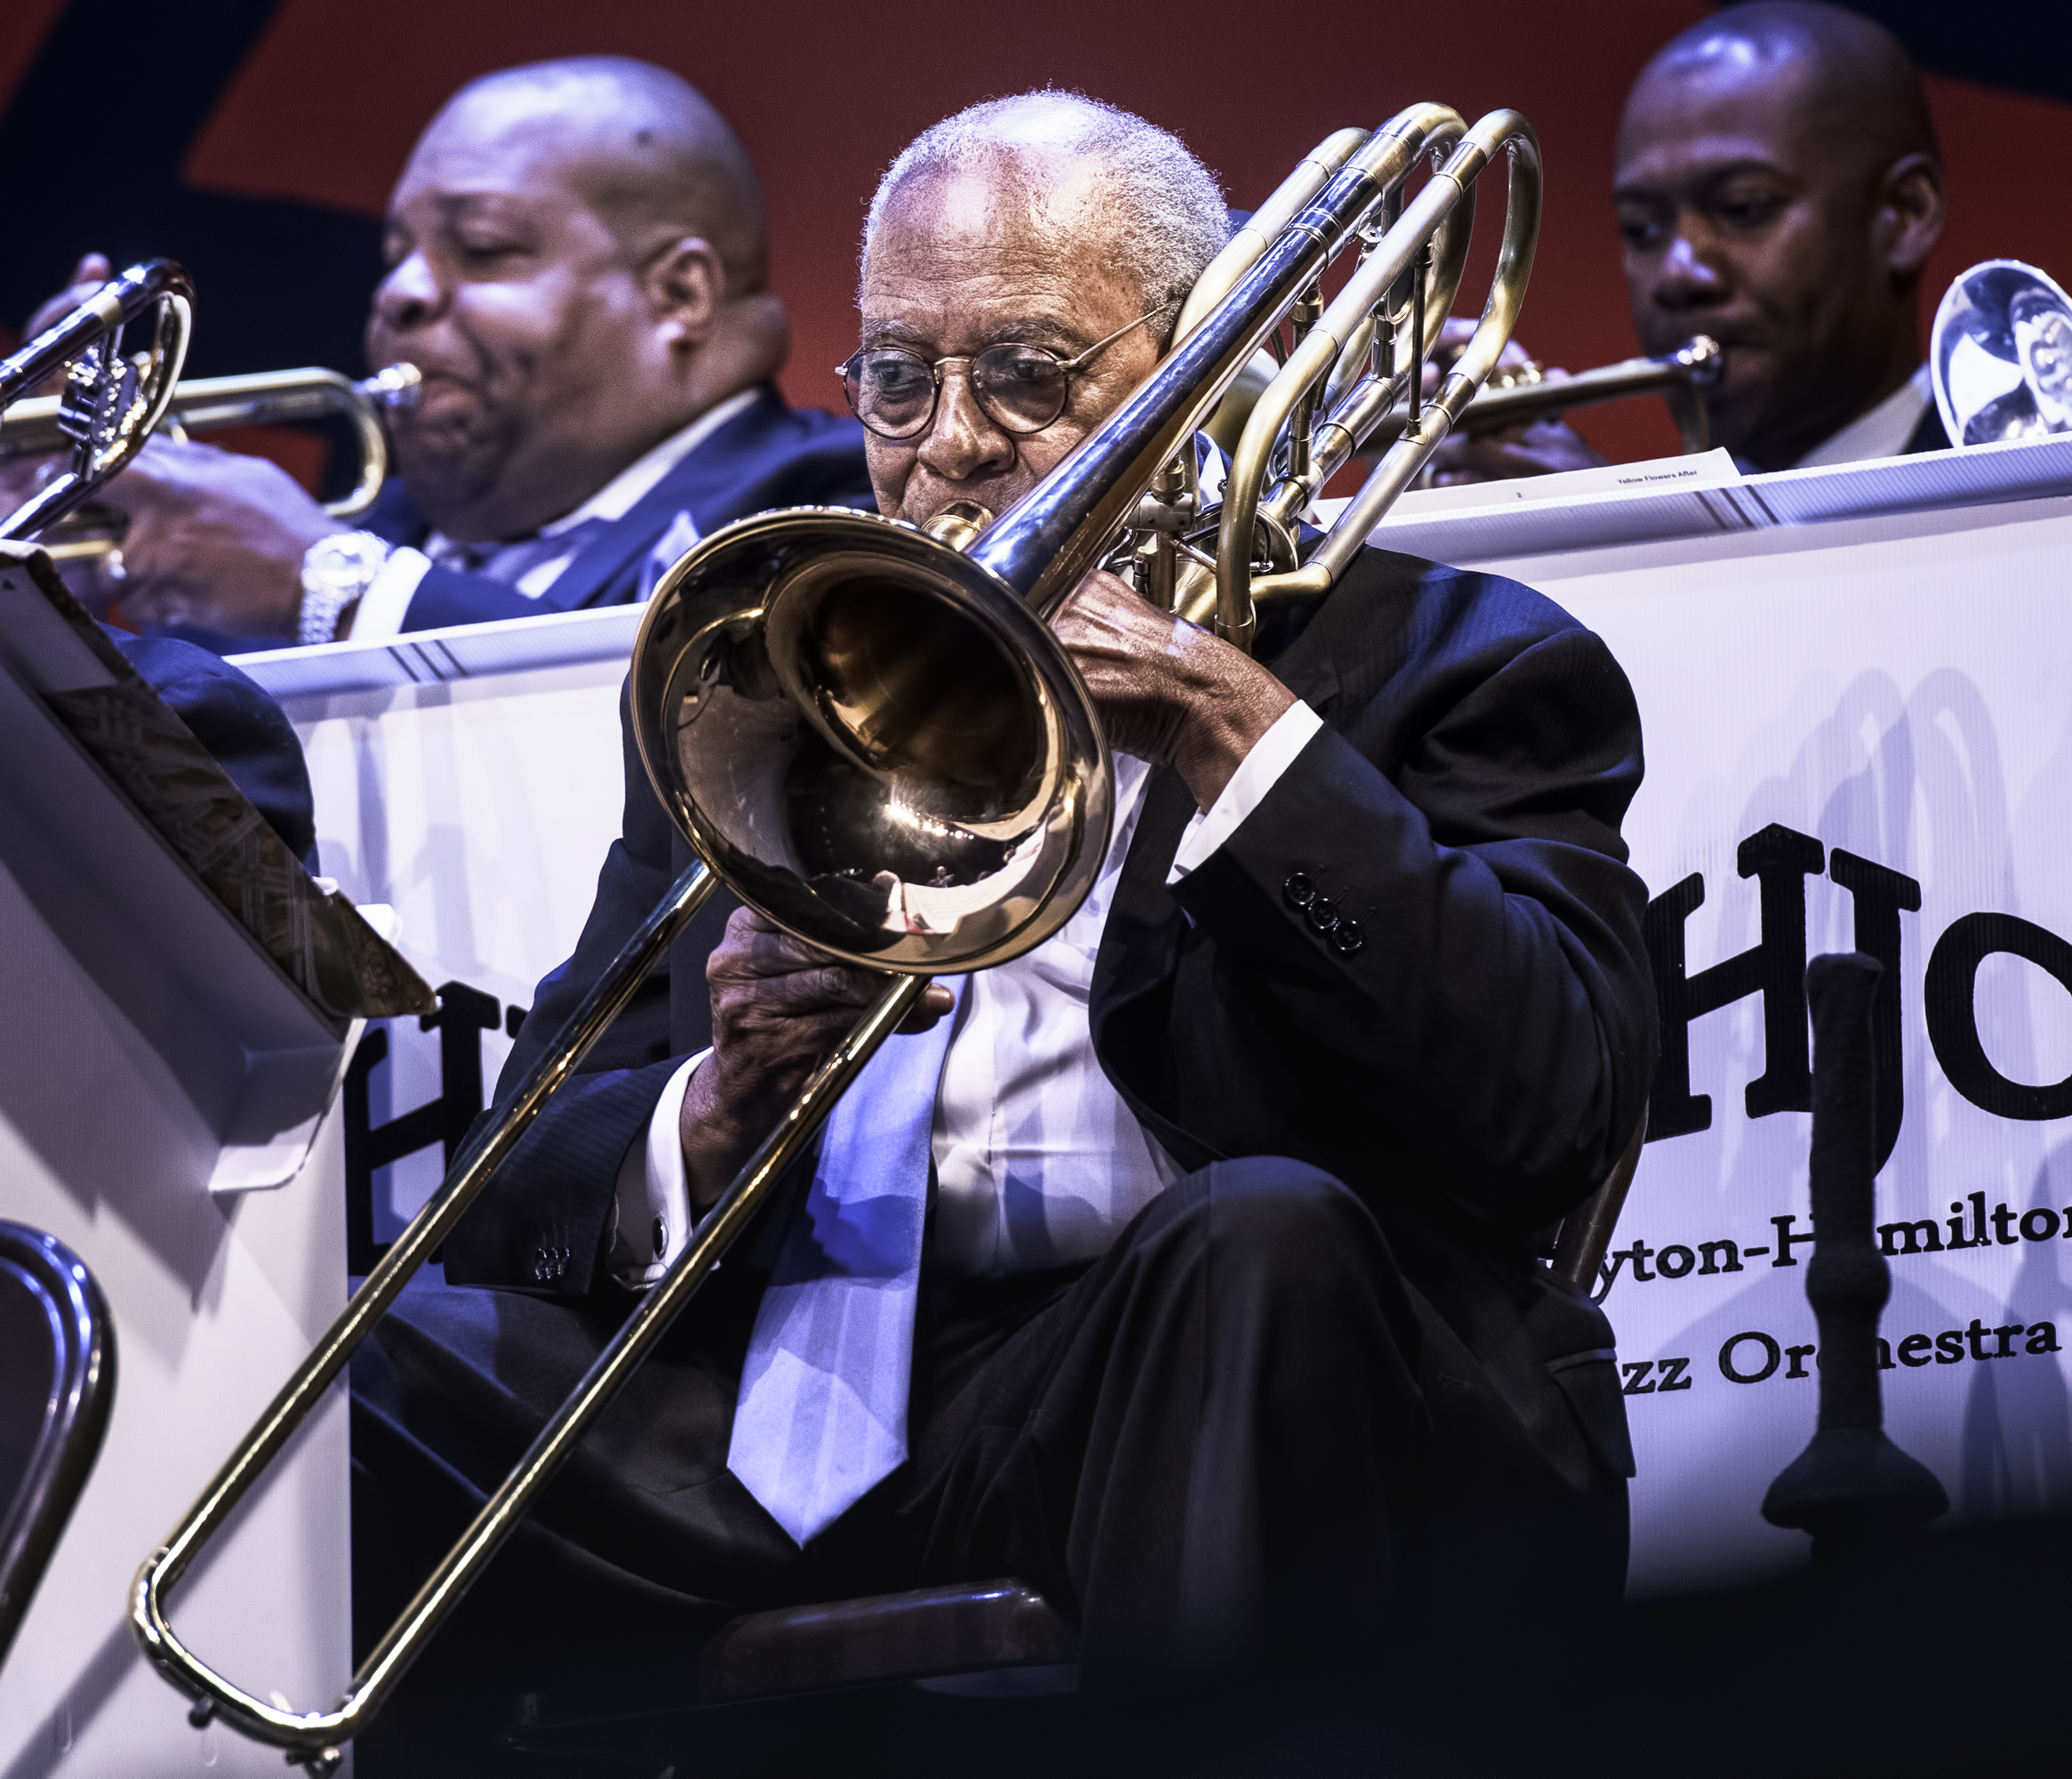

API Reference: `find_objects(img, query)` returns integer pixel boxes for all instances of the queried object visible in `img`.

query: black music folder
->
[0,540,431,1026]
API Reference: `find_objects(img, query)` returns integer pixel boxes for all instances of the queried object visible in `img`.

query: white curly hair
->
[861,90,1228,334]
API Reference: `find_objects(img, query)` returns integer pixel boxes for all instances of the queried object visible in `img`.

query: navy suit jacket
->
[110,630,317,866]
[1903,403,1951,454]
[446,547,1658,1525]
[1731,392,1950,477]
[364,386,873,632]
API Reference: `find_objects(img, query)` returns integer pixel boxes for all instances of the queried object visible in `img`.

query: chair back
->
[1551,1115,1648,1293]
[0,1221,116,1669]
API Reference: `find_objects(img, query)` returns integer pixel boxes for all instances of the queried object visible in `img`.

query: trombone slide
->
[133,861,721,1766]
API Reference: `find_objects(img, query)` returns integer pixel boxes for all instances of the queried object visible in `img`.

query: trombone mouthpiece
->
[365,363,422,410]
[921,500,992,552]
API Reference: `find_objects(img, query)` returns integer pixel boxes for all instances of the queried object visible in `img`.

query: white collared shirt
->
[348,389,762,642]
[1792,363,1935,470]
[614,701,1325,1284]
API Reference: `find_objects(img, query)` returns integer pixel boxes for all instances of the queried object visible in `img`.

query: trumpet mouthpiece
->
[1678,336,1723,385]
[366,363,422,409]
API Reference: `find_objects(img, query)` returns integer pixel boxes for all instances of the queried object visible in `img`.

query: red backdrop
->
[10,0,2072,465]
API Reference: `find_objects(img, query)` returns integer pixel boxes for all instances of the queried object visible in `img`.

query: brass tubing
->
[1417,183,1474,369]
[1305,112,1542,584]
[133,859,720,1763]
[1361,334,1723,453]
[1215,114,1475,644]
[1408,248,1429,433]
[1173,127,1370,345]
[1183,130,1367,457]
[1140,456,1185,610]
[3,364,419,524]
[134,101,1552,1768]
[1285,284,1325,482]
[0,262,184,407]
[1260,364,1417,533]
[1324,154,1476,430]
[339,970,928,1760]
[1174,117,1452,479]
[0,259,194,543]
[1227,111,1543,618]
[1321,311,1377,415]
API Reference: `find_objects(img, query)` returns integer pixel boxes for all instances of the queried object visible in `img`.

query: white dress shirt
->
[346,389,762,643]
[611,699,1326,1285]
[1792,363,1935,469]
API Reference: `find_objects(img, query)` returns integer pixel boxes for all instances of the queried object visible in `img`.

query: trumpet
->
[1359,333,1724,457]
[1,363,421,562]
[0,259,194,544]
[133,103,1543,1772]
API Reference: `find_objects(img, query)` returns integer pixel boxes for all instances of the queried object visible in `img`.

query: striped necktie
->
[428,516,611,590]
[726,980,962,1545]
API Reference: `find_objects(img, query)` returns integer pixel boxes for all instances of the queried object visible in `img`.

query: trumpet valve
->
[56,347,141,455]
[1482,358,1546,392]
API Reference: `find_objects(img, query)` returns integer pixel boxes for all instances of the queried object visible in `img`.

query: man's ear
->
[645,236,727,348]
[1876,152,1946,279]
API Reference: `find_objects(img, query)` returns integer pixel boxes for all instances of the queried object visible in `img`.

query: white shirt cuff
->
[611,1050,706,1289]
[342,544,432,644]
[1167,700,1324,883]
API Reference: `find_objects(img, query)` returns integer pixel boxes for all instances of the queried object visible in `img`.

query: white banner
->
[253,624,633,1258]
[1507,488,2072,1591]
[243,447,2072,1592]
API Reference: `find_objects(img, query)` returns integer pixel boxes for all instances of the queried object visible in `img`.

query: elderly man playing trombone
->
[353,92,1656,1698]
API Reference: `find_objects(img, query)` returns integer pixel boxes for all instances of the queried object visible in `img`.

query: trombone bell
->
[633,505,1112,974]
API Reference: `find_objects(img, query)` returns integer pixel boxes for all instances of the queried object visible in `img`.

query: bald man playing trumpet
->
[26,57,871,648]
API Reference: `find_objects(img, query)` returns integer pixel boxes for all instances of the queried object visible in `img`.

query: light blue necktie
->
[727,980,962,1545]
[639,509,702,599]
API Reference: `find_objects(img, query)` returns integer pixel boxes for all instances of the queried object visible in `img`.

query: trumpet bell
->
[630,504,1112,974]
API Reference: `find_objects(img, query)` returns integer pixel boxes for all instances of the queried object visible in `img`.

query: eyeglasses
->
[836,302,1176,441]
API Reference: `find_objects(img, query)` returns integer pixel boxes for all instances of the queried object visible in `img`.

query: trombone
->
[0,258,194,544]
[133,102,1543,1773]
[0,362,421,561]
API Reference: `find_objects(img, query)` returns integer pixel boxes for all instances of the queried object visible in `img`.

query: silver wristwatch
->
[298,530,392,646]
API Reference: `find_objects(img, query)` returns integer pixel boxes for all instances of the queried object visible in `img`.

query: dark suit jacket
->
[1903,402,1951,455]
[109,629,317,866]
[1732,390,1951,476]
[364,385,873,632]
[446,547,1658,1559]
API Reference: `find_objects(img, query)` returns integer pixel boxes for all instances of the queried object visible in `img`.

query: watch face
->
[1931,260,2072,447]
[308,532,386,591]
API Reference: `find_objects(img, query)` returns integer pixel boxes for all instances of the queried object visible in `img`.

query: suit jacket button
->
[1305,893,1339,933]
[1330,918,1365,956]
[1283,871,1315,909]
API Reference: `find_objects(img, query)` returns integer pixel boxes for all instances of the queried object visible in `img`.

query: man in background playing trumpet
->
[1429,0,1949,484]
[355,92,1655,1699]
[23,57,870,648]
